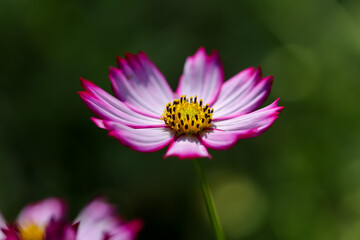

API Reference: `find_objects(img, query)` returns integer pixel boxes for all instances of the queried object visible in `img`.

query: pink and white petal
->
[164,135,211,160]
[104,121,175,152]
[110,52,175,117]
[79,91,163,128]
[75,199,119,240]
[91,117,106,129]
[211,67,258,112]
[199,129,239,150]
[77,218,118,240]
[0,212,5,238]
[17,198,66,228]
[176,47,223,105]
[213,67,256,107]
[45,219,77,240]
[214,75,273,120]
[111,219,143,240]
[76,198,115,224]
[76,216,118,240]
[213,99,284,138]
[1,226,18,240]
[80,79,164,127]
[212,67,273,119]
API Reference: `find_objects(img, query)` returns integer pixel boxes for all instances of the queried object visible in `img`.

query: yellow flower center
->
[161,95,214,134]
[19,223,44,240]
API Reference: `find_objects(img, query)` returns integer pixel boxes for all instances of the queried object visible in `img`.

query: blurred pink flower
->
[0,198,142,240]
[1,198,68,240]
[79,47,283,159]
[74,199,142,240]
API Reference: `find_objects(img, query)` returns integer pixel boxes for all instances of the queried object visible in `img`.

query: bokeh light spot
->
[211,173,267,239]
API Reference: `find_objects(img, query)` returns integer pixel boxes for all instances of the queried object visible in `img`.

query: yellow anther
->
[161,96,214,134]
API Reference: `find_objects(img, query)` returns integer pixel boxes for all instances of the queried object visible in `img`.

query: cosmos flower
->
[74,199,142,240]
[0,198,69,240]
[79,47,283,159]
[0,198,142,240]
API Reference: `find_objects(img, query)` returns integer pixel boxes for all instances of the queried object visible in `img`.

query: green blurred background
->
[1,0,360,239]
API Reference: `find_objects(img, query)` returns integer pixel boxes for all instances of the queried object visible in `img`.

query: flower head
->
[75,198,142,240]
[79,47,283,159]
[0,198,142,240]
[0,198,68,240]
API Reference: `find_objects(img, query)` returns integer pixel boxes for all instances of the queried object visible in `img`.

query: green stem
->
[194,158,225,240]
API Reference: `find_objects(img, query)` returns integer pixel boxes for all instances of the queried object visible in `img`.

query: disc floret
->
[161,95,214,134]
[19,223,44,240]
